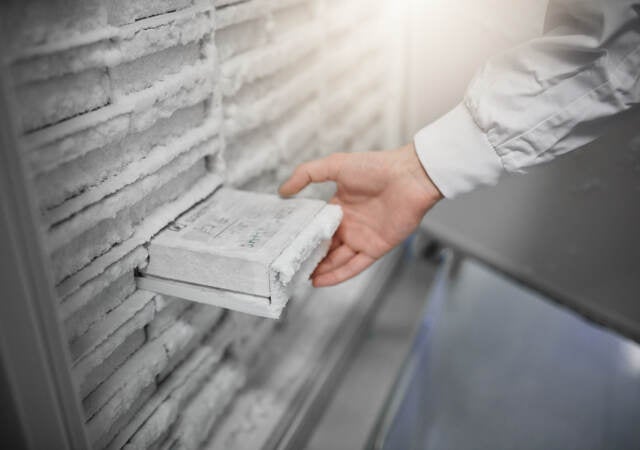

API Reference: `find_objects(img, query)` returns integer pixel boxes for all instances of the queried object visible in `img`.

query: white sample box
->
[136,187,342,318]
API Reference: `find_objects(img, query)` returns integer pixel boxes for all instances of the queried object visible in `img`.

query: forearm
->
[415,0,640,198]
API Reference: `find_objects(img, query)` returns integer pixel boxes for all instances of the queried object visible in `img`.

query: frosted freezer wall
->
[2,0,401,448]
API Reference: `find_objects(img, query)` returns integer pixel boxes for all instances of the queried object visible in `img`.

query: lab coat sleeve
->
[414,0,640,198]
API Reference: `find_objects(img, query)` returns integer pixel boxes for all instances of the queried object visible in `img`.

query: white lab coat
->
[414,0,640,198]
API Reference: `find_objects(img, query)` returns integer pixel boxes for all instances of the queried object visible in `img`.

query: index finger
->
[278,153,344,196]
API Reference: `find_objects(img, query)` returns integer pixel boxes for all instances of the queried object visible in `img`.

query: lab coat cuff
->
[413,103,504,198]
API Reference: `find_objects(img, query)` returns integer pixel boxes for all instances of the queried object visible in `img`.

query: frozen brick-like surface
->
[92,382,157,450]
[215,0,267,30]
[224,129,279,186]
[40,104,214,226]
[66,272,136,348]
[215,19,267,62]
[228,316,276,364]
[4,0,397,447]
[77,327,147,400]
[48,139,211,249]
[220,26,320,98]
[108,311,240,449]
[83,339,165,422]
[146,295,192,340]
[72,292,155,391]
[119,349,221,449]
[160,362,246,449]
[18,68,110,132]
[60,246,147,320]
[110,43,201,97]
[223,60,319,138]
[107,0,193,26]
[269,2,315,36]
[2,0,107,53]
[56,172,223,300]
[25,114,131,175]
[51,158,208,282]
[157,304,225,381]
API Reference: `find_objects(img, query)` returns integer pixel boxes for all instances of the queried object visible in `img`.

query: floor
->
[380,257,640,450]
[305,247,439,450]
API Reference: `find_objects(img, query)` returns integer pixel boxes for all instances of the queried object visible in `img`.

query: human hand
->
[279,143,443,287]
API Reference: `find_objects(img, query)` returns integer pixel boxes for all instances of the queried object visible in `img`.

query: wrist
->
[394,143,444,205]
[397,142,444,201]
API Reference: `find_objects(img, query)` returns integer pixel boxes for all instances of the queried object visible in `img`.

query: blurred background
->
[1,0,640,449]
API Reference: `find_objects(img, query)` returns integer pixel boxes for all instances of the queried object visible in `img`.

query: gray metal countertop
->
[422,107,640,343]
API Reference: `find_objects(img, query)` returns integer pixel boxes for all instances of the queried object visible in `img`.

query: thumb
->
[279,153,344,196]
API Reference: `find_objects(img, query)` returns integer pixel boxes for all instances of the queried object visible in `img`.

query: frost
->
[270,204,342,307]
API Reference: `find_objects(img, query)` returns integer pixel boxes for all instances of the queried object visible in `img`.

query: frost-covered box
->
[136,188,342,318]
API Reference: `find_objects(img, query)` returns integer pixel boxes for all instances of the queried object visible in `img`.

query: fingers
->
[334,219,390,260]
[278,154,344,196]
[312,244,356,277]
[312,253,376,287]
[328,235,342,251]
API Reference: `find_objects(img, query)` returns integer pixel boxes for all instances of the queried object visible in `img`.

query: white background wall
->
[402,0,548,139]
